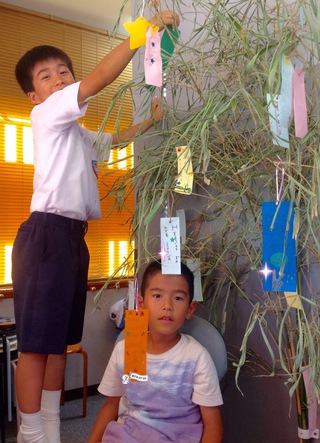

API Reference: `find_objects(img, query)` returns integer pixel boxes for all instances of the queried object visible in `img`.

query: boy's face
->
[139,271,197,338]
[27,58,75,104]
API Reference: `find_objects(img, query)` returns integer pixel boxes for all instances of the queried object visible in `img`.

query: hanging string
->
[164,199,168,217]
[276,155,285,205]
[140,0,146,17]
[134,276,139,313]
[163,191,175,220]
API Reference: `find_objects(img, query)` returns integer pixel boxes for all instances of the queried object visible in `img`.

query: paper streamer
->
[124,16,156,49]
[284,292,302,310]
[145,25,180,91]
[261,201,297,292]
[144,27,162,87]
[174,146,193,194]
[293,67,308,138]
[127,280,135,310]
[279,56,294,128]
[161,25,180,71]
[267,93,290,149]
[123,309,149,383]
[160,217,181,274]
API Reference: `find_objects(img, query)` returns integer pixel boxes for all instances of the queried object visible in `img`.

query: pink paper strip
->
[144,28,162,87]
[302,367,317,438]
[293,67,308,138]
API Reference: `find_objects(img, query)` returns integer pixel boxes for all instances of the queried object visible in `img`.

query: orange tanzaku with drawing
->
[124,309,149,381]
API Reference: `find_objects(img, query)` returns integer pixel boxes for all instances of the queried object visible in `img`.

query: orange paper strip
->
[123,309,149,383]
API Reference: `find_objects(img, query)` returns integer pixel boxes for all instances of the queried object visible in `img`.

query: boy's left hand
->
[151,97,166,123]
[150,10,180,32]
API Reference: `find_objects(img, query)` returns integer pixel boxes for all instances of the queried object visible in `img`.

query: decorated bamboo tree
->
[96,0,320,440]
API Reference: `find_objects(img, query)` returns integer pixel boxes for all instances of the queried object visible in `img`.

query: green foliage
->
[96,0,320,429]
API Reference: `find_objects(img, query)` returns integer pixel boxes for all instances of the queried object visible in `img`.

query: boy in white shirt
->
[12,10,179,443]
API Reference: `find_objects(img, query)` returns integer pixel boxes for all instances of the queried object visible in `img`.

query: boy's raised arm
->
[78,10,179,103]
[111,97,164,145]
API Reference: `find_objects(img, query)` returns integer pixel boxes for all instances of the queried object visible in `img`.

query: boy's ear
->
[186,301,198,319]
[138,294,144,309]
[27,91,40,104]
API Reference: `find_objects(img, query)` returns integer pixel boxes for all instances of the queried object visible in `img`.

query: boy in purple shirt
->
[89,261,223,443]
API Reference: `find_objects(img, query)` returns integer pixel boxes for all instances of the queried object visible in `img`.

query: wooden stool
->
[61,344,88,417]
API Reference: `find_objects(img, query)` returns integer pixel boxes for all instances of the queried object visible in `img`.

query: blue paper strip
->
[261,201,297,292]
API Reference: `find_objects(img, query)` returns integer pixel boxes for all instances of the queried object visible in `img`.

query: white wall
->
[64,288,127,390]
[0,287,126,390]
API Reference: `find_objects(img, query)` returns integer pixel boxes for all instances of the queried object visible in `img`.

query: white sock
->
[18,411,48,443]
[41,389,62,443]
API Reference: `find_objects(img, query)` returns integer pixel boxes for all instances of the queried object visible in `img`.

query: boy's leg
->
[16,352,66,443]
[41,352,67,443]
[16,352,48,413]
[16,352,48,442]
[43,353,67,391]
[12,214,89,441]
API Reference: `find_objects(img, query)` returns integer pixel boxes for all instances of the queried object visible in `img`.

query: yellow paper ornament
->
[124,16,158,49]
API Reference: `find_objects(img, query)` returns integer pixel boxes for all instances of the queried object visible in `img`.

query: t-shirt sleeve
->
[192,347,223,407]
[98,341,125,397]
[31,82,88,129]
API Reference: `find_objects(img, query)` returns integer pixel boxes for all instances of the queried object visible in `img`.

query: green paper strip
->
[161,25,180,70]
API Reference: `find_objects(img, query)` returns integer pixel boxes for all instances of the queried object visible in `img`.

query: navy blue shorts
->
[12,212,89,354]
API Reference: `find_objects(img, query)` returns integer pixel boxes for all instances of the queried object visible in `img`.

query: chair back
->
[179,316,227,380]
[116,315,227,381]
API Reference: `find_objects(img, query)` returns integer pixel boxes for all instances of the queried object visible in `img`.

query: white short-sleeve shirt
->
[30,81,112,220]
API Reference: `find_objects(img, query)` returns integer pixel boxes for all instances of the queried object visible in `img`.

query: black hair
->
[140,260,195,302]
[15,45,75,94]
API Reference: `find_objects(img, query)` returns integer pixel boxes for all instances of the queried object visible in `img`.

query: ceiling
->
[2,0,132,34]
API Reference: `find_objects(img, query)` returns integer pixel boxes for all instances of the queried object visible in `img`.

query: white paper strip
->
[127,280,135,310]
[160,217,181,274]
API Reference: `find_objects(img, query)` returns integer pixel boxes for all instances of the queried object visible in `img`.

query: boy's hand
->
[151,97,166,123]
[150,10,180,31]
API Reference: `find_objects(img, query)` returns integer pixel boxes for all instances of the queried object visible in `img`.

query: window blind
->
[0,4,134,286]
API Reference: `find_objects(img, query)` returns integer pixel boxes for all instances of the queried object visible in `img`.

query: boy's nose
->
[162,302,173,311]
[54,75,64,85]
